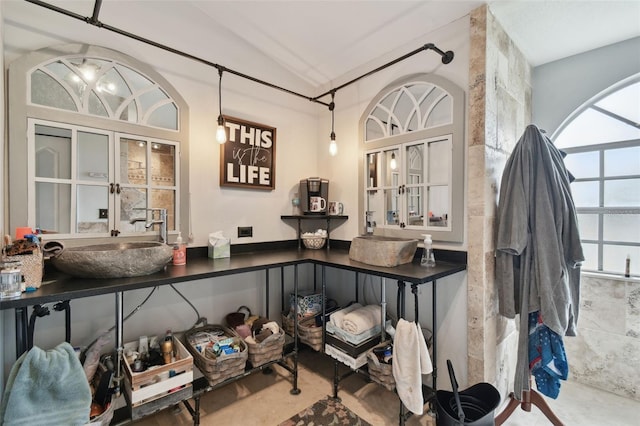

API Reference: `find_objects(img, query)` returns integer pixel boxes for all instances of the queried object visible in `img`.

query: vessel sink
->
[349,235,418,267]
[50,242,174,278]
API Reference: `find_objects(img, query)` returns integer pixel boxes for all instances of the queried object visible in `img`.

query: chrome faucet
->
[130,208,168,244]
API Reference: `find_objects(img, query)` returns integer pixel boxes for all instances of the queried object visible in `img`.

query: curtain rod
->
[25,0,454,109]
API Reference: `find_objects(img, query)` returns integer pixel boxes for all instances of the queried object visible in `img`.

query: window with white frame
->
[554,76,640,276]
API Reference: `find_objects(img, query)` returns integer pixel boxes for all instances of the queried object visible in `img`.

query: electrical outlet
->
[99,209,108,219]
[238,226,253,238]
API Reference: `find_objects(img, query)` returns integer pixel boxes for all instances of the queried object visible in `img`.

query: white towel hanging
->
[392,318,433,415]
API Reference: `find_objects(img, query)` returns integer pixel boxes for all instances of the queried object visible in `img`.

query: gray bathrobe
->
[495,124,584,398]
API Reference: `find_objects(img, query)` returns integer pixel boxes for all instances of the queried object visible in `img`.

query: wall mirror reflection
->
[359,73,464,242]
[9,44,190,243]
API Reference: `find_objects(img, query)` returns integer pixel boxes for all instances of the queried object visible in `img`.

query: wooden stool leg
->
[495,393,521,426]
[529,389,564,426]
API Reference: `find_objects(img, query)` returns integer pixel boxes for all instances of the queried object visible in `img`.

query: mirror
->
[359,73,464,242]
[9,44,190,242]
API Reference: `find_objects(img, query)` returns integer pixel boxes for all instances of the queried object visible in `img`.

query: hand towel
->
[341,304,381,335]
[0,342,91,426]
[392,319,433,415]
[329,303,362,329]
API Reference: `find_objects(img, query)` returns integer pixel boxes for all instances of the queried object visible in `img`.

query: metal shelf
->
[281,215,348,250]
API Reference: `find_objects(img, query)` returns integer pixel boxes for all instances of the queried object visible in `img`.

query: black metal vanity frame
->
[0,242,466,425]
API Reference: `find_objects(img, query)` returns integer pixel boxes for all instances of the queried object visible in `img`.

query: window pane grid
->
[564,141,640,274]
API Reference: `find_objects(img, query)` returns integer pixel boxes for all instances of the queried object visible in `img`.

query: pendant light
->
[216,67,227,144]
[328,91,337,156]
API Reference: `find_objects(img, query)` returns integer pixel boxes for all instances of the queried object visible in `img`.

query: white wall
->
[533,36,640,136]
[1,4,471,389]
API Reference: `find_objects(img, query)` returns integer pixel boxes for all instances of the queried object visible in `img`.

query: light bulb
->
[390,153,397,170]
[216,115,227,144]
[329,134,337,156]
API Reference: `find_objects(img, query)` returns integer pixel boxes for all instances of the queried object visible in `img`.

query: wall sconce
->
[216,68,227,144]
[329,91,337,156]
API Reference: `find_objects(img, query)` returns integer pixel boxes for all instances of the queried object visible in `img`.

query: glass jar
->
[0,261,22,299]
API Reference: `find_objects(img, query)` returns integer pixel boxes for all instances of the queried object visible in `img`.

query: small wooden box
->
[122,337,193,407]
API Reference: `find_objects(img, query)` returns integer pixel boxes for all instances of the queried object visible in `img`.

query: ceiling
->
[4,0,640,92]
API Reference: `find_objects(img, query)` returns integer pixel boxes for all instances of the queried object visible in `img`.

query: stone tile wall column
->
[467,5,532,396]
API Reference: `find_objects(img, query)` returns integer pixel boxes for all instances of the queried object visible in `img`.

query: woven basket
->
[183,324,248,387]
[246,326,285,367]
[281,313,323,351]
[2,248,43,289]
[367,355,395,391]
[302,236,326,250]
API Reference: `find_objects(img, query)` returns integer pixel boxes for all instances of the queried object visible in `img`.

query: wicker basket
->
[281,313,323,351]
[367,354,395,391]
[301,236,326,250]
[246,326,285,367]
[183,324,248,387]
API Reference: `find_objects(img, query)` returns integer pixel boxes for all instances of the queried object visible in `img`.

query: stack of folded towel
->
[330,304,381,335]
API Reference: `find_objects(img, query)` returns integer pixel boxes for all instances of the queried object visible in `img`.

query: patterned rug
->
[279,396,372,426]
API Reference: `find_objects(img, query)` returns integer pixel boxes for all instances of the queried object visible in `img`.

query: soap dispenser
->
[173,232,186,265]
[421,234,436,267]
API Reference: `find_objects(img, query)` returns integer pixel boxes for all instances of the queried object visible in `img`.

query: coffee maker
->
[299,177,329,215]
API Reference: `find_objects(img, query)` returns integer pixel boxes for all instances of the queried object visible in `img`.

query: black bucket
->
[436,360,500,426]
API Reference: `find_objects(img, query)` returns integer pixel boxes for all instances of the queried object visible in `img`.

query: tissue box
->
[208,235,230,259]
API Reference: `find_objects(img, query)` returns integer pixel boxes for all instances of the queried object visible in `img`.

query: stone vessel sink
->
[50,242,173,278]
[349,235,418,267]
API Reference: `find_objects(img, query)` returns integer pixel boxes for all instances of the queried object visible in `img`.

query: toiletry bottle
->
[173,232,186,265]
[162,329,174,364]
[421,234,436,267]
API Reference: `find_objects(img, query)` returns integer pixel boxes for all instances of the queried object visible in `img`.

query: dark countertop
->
[0,245,467,310]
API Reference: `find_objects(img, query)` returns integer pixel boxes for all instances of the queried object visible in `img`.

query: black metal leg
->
[265,268,270,319]
[290,264,301,395]
[411,284,419,322]
[313,263,317,292]
[193,396,201,426]
[280,266,285,314]
[432,280,437,390]
[322,265,326,348]
[397,281,406,318]
[332,360,341,400]
[355,272,359,302]
[15,307,29,357]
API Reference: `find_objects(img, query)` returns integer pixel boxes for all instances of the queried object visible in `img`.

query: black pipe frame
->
[25,0,454,110]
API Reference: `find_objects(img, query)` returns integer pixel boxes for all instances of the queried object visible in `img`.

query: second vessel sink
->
[349,235,418,267]
[50,241,174,278]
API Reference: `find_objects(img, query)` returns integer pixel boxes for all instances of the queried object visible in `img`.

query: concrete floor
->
[133,347,640,426]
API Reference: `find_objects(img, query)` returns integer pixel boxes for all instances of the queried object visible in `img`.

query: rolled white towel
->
[330,303,362,329]
[341,304,381,335]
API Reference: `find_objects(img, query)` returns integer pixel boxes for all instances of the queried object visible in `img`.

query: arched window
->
[554,75,640,276]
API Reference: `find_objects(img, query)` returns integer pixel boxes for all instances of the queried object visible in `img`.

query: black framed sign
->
[220,116,276,190]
